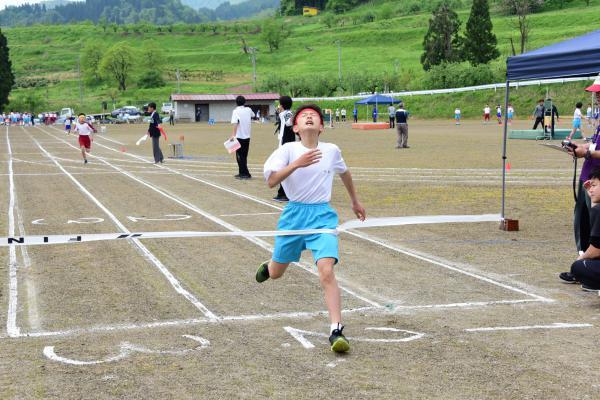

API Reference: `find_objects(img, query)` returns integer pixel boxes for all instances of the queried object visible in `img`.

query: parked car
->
[110,106,141,118]
[59,107,75,118]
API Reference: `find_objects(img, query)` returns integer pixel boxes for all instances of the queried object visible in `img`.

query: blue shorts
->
[573,119,581,129]
[272,202,339,265]
[507,112,513,119]
[455,114,460,120]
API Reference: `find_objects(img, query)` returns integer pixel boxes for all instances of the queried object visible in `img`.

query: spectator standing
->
[230,95,255,179]
[395,102,410,149]
[388,104,396,129]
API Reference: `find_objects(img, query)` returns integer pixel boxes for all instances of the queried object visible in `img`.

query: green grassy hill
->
[4,0,600,118]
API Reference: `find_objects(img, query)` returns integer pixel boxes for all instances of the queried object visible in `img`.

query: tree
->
[463,0,499,65]
[420,2,463,71]
[100,42,135,91]
[502,0,536,54]
[261,19,290,52]
[0,29,15,112]
[81,41,104,85]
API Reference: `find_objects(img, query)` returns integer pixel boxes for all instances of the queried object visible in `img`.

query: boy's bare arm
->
[339,170,366,221]
[266,149,321,188]
[231,123,239,138]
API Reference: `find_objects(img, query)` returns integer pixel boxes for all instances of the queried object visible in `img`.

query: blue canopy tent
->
[501,30,600,222]
[355,94,401,122]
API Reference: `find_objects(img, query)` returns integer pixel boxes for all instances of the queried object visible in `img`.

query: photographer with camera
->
[560,167,600,292]
[565,123,600,255]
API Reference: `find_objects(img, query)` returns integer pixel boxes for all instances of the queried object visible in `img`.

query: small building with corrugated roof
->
[170,93,280,122]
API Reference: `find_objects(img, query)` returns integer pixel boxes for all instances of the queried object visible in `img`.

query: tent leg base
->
[500,218,519,231]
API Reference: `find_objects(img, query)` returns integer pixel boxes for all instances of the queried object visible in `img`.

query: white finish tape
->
[0,214,501,247]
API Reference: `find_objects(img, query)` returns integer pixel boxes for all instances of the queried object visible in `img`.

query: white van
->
[59,107,75,118]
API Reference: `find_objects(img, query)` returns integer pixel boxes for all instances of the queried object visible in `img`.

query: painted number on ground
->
[43,335,209,365]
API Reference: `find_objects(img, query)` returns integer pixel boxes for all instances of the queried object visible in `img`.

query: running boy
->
[257,104,366,353]
[496,104,502,125]
[454,107,461,125]
[567,102,584,141]
[72,113,96,164]
[483,104,490,124]
[65,115,73,135]
[507,104,514,125]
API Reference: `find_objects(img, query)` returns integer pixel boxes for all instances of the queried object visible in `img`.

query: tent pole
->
[501,80,510,221]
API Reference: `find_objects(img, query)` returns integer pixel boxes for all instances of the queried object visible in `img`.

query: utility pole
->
[249,47,257,91]
[176,68,180,93]
[335,40,342,88]
[77,55,83,107]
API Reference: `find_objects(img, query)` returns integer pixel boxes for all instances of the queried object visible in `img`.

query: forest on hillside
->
[0,0,279,26]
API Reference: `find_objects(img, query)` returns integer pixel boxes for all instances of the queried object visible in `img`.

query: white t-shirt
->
[484,107,490,114]
[455,109,461,115]
[231,106,255,139]
[574,108,582,120]
[263,141,347,203]
[587,106,593,117]
[73,122,93,136]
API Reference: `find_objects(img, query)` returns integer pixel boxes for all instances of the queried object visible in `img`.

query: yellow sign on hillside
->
[303,6,319,16]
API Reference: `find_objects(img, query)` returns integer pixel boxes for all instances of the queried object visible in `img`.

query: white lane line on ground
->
[219,212,280,217]
[6,127,21,337]
[345,229,553,303]
[19,306,377,339]
[68,126,554,304]
[94,135,125,145]
[40,126,383,309]
[387,299,545,310]
[464,323,593,332]
[28,128,219,322]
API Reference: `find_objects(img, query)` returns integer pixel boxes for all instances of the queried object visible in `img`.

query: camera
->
[561,140,578,150]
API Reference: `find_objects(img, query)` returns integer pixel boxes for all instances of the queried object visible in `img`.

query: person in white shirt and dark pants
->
[230,96,255,179]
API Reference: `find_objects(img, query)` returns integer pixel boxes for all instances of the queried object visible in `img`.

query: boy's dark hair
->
[78,113,85,116]
[589,167,600,181]
[576,102,583,108]
[539,99,544,103]
[148,102,157,109]
[236,96,246,106]
[279,95,292,110]
[293,103,324,125]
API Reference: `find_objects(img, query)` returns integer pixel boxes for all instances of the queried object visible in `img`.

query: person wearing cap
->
[256,103,366,353]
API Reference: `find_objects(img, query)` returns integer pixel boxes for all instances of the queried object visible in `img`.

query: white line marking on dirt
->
[464,323,593,332]
[66,217,104,224]
[127,214,191,222]
[19,306,376,339]
[284,326,425,349]
[95,135,125,145]
[31,219,47,225]
[43,334,209,365]
[6,127,21,337]
[219,212,280,217]
[344,229,553,303]
[29,128,219,321]
[387,299,545,310]
[39,126,382,309]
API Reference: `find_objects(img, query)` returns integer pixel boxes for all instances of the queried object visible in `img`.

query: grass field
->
[1,117,599,398]
[4,0,600,116]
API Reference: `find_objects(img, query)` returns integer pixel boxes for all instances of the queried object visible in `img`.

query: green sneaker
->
[255,260,270,283]
[329,327,350,353]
